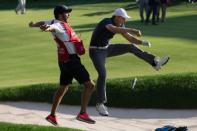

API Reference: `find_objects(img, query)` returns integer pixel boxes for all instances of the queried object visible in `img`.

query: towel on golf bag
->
[155,125,188,131]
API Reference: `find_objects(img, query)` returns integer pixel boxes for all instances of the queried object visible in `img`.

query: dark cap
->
[54,5,72,19]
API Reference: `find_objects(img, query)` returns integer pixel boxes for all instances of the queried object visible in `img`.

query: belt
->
[89,45,109,49]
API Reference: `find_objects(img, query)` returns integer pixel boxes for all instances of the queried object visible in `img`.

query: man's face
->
[115,16,126,26]
[59,12,70,22]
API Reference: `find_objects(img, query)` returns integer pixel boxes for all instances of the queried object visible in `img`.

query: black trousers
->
[146,4,159,24]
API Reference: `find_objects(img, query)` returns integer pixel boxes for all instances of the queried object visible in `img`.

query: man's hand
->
[40,24,50,31]
[135,30,142,37]
[28,21,45,28]
[142,40,151,47]
[128,28,142,37]
[29,21,35,27]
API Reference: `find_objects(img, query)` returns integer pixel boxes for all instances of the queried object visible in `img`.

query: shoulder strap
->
[61,22,72,42]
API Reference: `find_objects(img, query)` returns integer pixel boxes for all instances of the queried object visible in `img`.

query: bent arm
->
[29,21,45,28]
[29,21,63,33]
[122,33,152,47]
[106,24,142,36]
[122,32,142,45]
[39,24,56,32]
[106,24,132,34]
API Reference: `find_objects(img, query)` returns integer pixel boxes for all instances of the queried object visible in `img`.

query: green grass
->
[0,122,81,131]
[0,1,197,88]
[1,72,197,108]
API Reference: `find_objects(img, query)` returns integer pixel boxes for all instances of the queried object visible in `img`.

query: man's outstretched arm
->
[29,21,45,28]
[122,33,151,47]
[29,21,61,33]
[106,24,142,36]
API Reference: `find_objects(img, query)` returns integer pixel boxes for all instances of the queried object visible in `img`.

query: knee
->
[57,85,69,94]
[130,44,142,53]
[59,85,69,90]
[129,44,136,52]
[84,80,95,91]
[54,85,69,97]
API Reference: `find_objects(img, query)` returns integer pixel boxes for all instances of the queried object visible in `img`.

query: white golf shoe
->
[153,56,170,71]
[96,103,109,116]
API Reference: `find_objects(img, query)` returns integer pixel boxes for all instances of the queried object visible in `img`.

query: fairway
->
[0,1,196,88]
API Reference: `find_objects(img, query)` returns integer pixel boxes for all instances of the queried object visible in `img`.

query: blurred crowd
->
[137,0,171,25]
[187,0,196,3]
[15,0,26,14]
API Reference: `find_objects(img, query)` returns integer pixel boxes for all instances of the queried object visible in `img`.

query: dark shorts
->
[58,55,90,85]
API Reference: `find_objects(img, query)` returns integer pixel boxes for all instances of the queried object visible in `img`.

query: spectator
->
[145,0,160,25]
[15,0,26,14]
[138,0,149,23]
[157,0,168,22]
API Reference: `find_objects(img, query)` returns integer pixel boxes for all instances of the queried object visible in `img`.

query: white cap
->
[113,8,131,19]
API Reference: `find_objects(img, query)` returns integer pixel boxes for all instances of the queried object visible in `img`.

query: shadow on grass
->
[73,14,197,41]
[82,2,138,17]
[73,23,97,33]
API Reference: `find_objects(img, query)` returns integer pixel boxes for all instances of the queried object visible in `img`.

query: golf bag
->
[155,125,188,131]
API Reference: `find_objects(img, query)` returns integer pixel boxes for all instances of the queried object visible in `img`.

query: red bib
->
[52,20,85,62]
[62,22,85,56]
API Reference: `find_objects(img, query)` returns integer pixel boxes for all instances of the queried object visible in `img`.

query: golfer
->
[89,8,170,116]
[29,5,95,125]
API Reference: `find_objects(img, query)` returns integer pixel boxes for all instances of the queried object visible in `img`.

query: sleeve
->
[43,20,53,25]
[50,23,65,34]
[104,19,113,26]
